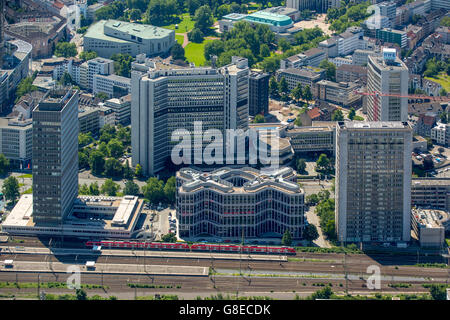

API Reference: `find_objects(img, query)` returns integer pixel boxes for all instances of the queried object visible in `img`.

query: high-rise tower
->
[335,121,412,243]
[32,87,79,224]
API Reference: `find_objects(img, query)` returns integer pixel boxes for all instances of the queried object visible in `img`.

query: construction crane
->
[354,90,450,121]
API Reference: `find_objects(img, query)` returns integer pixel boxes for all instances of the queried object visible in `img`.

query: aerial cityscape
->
[0,0,449,305]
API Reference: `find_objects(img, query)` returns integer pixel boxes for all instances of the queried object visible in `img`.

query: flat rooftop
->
[3,195,143,232]
[86,20,173,43]
[178,167,302,195]
[107,20,172,38]
[342,121,410,129]
[412,208,449,229]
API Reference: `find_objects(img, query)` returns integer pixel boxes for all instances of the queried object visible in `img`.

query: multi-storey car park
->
[176,167,305,239]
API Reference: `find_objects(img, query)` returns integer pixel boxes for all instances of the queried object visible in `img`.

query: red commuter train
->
[85,240,296,255]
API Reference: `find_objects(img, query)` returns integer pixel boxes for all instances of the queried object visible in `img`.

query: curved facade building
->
[176,167,305,239]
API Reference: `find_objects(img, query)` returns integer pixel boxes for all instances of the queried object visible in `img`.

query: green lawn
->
[184,40,213,66]
[17,174,32,179]
[425,73,450,92]
[446,238,450,247]
[175,34,184,45]
[162,15,195,33]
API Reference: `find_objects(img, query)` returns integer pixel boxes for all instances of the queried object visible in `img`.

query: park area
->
[425,73,450,93]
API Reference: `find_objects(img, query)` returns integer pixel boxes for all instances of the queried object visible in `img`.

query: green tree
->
[292,83,303,101]
[15,77,38,103]
[79,132,94,148]
[318,189,330,201]
[316,153,330,172]
[164,176,176,204]
[79,51,98,61]
[253,114,265,123]
[188,28,204,43]
[101,179,120,196]
[171,43,185,61]
[194,5,214,33]
[440,88,447,97]
[269,76,279,96]
[281,229,293,246]
[259,44,270,58]
[107,139,124,158]
[306,194,319,206]
[302,85,312,101]
[296,158,307,174]
[89,151,105,175]
[331,109,344,121]
[79,151,89,169]
[79,183,90,195]
[2,176,20,204]
[54,42,77,58]
[319,60,336,81]
[278,38,291,52]
[429,284,447,300]
[111,54,134,77]
[76,289,87,300]
[309,286,333,300]
[123,161,134,180]
[123,180,140,196]
[104,158,123,177]
[348,107,356,120]
[162,233,177,242]
[59,72,73,86]
[0,154,10,175]
[294,115,302,127]
[89,182,100,195]
[303,224,319,242]
[145,0,179,25]
[142,177,165,204]
[95,92,109,101]
[129,8,142,21]
[135,164,144,178]
[279,77,288,95]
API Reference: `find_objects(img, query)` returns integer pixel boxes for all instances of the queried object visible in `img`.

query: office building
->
[2,194,144,239]
[366,50,409,122]
[249,71,269,116]
[411,178,450,211]
[283,124,335,155]
[336,64,368,84]
[281,48,327,69]
[105,94,131,125]
[80,57,114,91]
[352,49,380,66]
[376,28,408,48]
[131,55,249,176]
[93,74,131,98]
[315,80,362,107]
[84,20,175,58]
[431,122,450,147]
[431,0,450,10]
[176,167,305,239]
[0,39,32,113]
[411,208,449,247]
[0,116,32,169]
[78,106,100,135]
[276,67,325,92]
[286,0,341,13]
[335,121,413,243]
[32,88,79,224]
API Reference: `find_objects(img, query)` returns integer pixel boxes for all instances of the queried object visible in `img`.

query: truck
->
[396,242,408,248]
